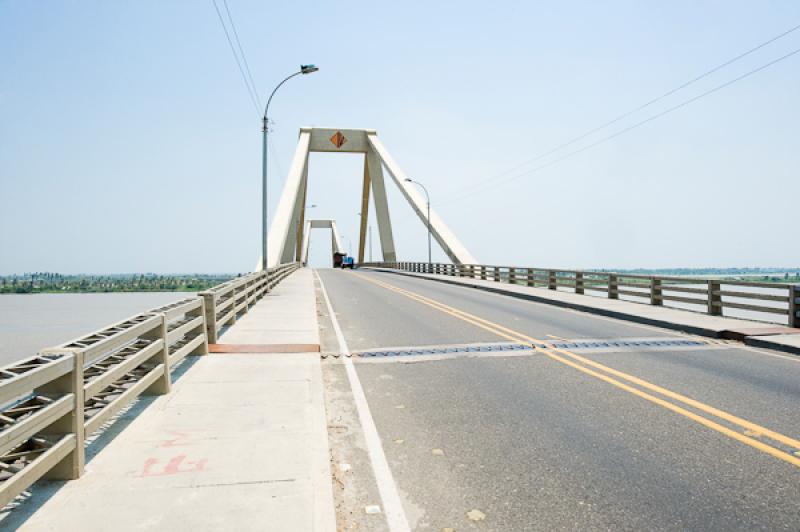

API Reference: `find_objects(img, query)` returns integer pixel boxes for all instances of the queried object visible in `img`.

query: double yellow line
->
[358,273,800,468]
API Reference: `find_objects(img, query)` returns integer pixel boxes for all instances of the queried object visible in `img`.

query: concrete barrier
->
[199,262,300,343]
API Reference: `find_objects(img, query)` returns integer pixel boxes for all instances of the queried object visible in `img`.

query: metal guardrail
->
[0,262,300,508]
[362,262,800,328]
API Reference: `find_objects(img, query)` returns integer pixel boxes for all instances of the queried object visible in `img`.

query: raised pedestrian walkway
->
[3,268,335,532]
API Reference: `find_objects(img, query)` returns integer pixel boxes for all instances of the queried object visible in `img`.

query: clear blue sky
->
[2,1,798,273]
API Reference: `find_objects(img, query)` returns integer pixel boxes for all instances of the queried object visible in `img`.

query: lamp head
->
[300,64,319,74]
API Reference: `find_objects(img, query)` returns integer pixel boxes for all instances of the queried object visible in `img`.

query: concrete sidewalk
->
[367,268,800,355]
[6,269,335,532]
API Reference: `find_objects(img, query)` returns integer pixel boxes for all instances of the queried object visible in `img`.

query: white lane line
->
[316,270,411,532]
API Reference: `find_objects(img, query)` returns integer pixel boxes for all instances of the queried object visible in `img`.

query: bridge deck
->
[5,266,799,530]
[4,269,335,532]
[318,268,800,530]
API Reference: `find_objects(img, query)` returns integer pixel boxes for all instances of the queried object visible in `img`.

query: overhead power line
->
[221,0,261,109]
[447,44,800,203]
[211,0,260,115]
[450,22,800,202]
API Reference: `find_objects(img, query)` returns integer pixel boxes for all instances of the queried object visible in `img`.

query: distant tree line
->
[0,272,238,294]
[593,267,800,283]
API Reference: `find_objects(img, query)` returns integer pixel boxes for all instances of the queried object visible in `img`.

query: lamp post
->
[405,178,431,272]
[262,64,319,275]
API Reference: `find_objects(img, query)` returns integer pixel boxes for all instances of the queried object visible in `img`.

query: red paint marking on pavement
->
[135,455,208,478]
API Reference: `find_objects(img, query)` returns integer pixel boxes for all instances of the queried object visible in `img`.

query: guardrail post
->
[493,267,500,282]
[708,280,722,315]
[575,272,584,294]
[526,268,534,286]
[200,291,218,344]
[509,268,517,285]
[608,274,619,299]
[145,314,171,395]
[650,278,662,306]
[39,349,85,480]
[192,298,210,356]
[548,270,557,290]
[231,283,240,323]
[480,266,486,280]
[789,285,799,327]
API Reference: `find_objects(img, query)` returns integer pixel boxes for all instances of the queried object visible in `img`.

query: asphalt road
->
[317,268,800,532]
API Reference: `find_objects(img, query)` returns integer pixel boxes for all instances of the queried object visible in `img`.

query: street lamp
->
[262,64,319,273]
[405,178,431,271]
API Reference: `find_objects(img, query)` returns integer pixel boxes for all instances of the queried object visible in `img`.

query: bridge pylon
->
[301,219,344,265]
[261,127,476,268]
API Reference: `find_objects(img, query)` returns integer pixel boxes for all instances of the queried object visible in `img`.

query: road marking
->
[315,271,411,532]
[357,273,800,467]
[364,275,800,448]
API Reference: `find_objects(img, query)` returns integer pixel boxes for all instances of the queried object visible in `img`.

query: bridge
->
[1,129,799,531]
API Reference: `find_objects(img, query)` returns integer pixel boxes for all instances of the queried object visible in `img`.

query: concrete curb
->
[743,335,800,355]
[364,268,800,357]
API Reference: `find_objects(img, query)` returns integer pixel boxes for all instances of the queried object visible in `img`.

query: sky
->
[1,1,798,273]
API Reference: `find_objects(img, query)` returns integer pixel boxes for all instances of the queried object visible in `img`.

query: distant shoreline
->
[0,273,237,295]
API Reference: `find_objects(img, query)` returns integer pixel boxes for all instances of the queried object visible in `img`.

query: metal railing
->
[362,262,800,328]
[0,262,300,508]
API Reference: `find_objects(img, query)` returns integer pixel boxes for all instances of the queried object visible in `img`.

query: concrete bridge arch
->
[263,127,476,268]
[301,219,344,266]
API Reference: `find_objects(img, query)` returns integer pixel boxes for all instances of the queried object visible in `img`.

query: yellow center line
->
[356,272,800,467]
[363,275,800,451]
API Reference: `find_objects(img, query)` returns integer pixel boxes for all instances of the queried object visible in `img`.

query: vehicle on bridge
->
[333,252,354,269]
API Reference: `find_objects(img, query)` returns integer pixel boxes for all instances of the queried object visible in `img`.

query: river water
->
[0,293,191,367]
